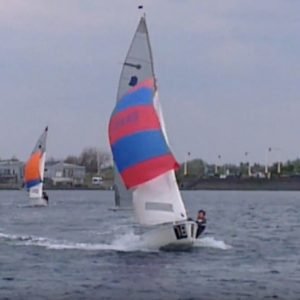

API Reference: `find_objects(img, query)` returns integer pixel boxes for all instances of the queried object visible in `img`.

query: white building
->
[0,160,24,184]
[45,162,86,186]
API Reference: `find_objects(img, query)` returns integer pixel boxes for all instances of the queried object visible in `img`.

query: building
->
[0,160,24,184]
[45,162,86,186]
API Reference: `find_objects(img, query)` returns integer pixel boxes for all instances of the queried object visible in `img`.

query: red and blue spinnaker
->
[109,78,179,189]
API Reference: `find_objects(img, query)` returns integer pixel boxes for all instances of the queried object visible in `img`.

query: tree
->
[97,151,111,172]
[64,155,80,165]
[11,155,19,161]
[177,158,207,179]
[46,157,59,164]
[282,160,294,175]
[79,147,111,174]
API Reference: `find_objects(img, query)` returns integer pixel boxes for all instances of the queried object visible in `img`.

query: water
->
[0,190,299,300]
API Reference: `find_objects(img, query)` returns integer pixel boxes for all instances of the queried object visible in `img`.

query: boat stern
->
[140,220,197,251]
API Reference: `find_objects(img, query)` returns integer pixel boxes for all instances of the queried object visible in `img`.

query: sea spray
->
[0,230,154,252]
[195,236,232,250]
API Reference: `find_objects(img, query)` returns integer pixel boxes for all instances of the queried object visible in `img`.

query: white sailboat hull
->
[139,220,198,251]
[29,198,48,207]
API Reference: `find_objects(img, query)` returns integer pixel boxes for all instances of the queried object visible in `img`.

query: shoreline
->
[1,177,300,191]
[180,177,300,191]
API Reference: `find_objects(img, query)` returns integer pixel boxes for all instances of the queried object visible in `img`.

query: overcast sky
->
[1,0,300,165]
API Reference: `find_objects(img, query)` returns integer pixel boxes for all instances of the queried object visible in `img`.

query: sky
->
[0,0,300,165]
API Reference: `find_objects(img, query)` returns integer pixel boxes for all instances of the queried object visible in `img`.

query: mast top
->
[138,4,146,17]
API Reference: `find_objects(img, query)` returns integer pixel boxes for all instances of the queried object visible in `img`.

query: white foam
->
[195,236,232,250]
[31,240,123,251]
[111,230,156,252]
[0,231,152,252]
[0,232,25,240]
[1,231,231,252]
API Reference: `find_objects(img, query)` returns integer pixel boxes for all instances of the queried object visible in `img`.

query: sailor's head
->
[198,209,206,218]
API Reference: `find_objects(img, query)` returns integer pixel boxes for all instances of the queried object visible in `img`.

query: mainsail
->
[24,126,48,199]
[113,15,155,208]
[109,16,187,226]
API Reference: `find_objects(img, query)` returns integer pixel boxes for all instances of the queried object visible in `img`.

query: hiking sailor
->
[196,209,206,238]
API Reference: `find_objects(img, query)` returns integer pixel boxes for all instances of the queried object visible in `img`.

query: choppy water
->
[0,190,299,300]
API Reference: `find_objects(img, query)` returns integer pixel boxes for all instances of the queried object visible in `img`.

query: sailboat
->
[108,16,197,250]
[24,126,49,207]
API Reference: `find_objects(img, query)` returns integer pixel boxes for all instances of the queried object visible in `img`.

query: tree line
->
[5,151,300,178]
[47,147,111,174]
[176,158,300,180]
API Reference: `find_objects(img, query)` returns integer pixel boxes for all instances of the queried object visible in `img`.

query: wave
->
[0,231,152,252]
[195,236,232,250]
[0,231,231,252]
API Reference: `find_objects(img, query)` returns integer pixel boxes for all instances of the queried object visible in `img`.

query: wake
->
[195,236,232,250]
[0,231,152,252]
[0,231,231,252]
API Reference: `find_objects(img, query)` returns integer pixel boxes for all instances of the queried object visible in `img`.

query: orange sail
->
[24,151,42,188]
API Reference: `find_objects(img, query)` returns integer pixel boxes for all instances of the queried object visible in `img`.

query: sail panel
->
[111,130,172,170]
[24,151,42,189]
[26,179,42,189]
[114,79,154,114]
[117,18,154,102]
[109,106,161,145]
[31,126,48,154]
[133,170,187,226]
[145,202,173,212]
[121,154,178,188]
[109,77,179,189]
[113,89,153,115]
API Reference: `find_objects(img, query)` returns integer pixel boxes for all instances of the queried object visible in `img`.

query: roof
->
[46,161,85,169]
[0,160,24,167]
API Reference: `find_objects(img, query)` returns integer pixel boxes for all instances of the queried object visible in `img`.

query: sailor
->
[42,191,49,203]
[196,209,206,238]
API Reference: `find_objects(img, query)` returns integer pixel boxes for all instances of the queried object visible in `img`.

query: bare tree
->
[97,151,111,173]
[64,155,80,165]
[46,157,59,164]
[79,147,111,174]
